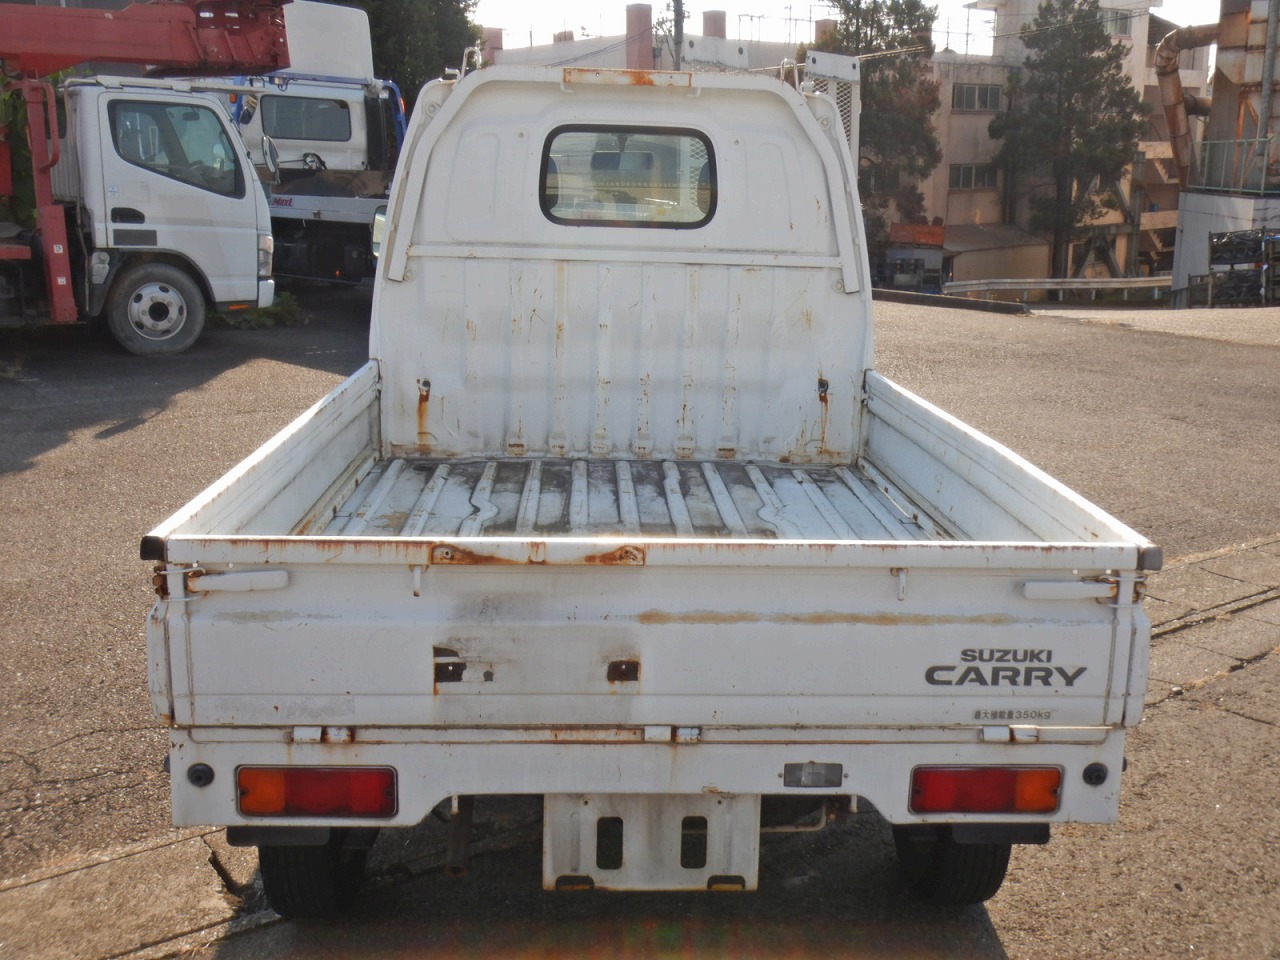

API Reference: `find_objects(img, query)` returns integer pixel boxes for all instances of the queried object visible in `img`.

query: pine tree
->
[809,0,942,246]
[988,0,1145,277]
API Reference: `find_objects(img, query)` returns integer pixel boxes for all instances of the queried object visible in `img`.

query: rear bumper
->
[258,278,275,309]
[167,728,1129,830]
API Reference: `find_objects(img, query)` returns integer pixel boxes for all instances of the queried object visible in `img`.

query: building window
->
[949,163,998,190]
[951,83,1003,112]
[1100,7,1131,37]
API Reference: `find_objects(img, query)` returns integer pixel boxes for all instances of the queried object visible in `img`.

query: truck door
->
[98,94,261,303]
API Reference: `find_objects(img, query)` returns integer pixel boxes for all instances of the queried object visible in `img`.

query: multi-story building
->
[917,1,1211,285]
[482,2,1212,288]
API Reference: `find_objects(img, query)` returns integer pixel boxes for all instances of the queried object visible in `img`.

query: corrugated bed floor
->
[319,457,955,541]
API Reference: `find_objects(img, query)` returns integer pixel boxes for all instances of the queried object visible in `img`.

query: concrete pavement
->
[2,539,1276,960]
[1031,304,1280,349]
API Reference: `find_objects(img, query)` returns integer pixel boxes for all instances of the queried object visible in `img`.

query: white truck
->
[143,61,1161,918]
[47,79,276,354]
[0,0,281,355]
[216,1,405,284]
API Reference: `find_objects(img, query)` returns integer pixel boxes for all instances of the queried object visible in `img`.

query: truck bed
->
[149,362,1151,557]
[145,363,1153,737]
[320,455,953,542]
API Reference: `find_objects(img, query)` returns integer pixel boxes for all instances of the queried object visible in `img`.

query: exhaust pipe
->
[1155,23,1219,187]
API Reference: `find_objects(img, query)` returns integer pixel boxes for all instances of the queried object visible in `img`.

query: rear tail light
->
[237,766,397,818]
[909,766,1061,815]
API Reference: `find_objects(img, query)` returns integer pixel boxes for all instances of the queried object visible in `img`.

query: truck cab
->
[0,0,289,354]
[232,75,404,177]
[211,0,406,284]
[1,78,274,354]
[72,79,273,353]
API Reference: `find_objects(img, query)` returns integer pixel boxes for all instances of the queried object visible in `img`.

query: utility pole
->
[673,0,684,68]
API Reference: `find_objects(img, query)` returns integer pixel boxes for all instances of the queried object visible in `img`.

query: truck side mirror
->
[238,95,259,125]
[371,205,388,259]
[261,135,280,175]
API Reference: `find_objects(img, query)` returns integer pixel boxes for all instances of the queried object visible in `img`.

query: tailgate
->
[154,535,1147,733]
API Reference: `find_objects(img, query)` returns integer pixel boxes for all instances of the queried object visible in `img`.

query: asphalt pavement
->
[1,293,1277,959]
[1,536,1276,960]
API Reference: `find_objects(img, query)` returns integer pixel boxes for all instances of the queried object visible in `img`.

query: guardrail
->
[942,276,1172,301]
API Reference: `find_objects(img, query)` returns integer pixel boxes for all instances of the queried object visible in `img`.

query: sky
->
[473,0,1209,53]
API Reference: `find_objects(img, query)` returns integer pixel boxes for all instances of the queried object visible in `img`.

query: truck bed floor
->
[317,457,954,541]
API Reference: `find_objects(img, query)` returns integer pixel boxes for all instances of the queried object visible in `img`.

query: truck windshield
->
[541,126,715,228]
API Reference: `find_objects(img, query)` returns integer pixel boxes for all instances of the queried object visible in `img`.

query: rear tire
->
[893,825,1011,905]
[258,830,372,919]
[106,263,205,356]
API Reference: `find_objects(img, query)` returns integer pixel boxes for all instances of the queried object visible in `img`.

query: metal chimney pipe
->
[1155,23,1219,188]
[1256,0,1280,182]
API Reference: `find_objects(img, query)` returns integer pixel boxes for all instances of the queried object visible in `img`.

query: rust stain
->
[563,67,671,86]
[430,542,549,565]
[635,610,1018,627]
[817,376,831,456]
[432,544,519,565]
[583,545,646,566]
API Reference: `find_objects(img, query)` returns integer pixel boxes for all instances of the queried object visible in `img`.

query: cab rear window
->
[541,125,715,228]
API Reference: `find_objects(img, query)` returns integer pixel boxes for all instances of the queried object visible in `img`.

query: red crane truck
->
[1,0,291,354]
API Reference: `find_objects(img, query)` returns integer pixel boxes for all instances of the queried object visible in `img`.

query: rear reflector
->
[910,766,1061,815]
[237,766,397,818]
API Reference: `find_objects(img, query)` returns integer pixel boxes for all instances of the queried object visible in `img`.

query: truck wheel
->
[892,825,1011,905]
[258,830,371,919]
[106,263,205,356]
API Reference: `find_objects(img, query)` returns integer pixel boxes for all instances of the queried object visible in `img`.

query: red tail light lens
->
[237,766,397,818]
[910,766,1061,814]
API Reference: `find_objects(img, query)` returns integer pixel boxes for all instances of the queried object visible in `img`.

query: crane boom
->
[0,0,291,79]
